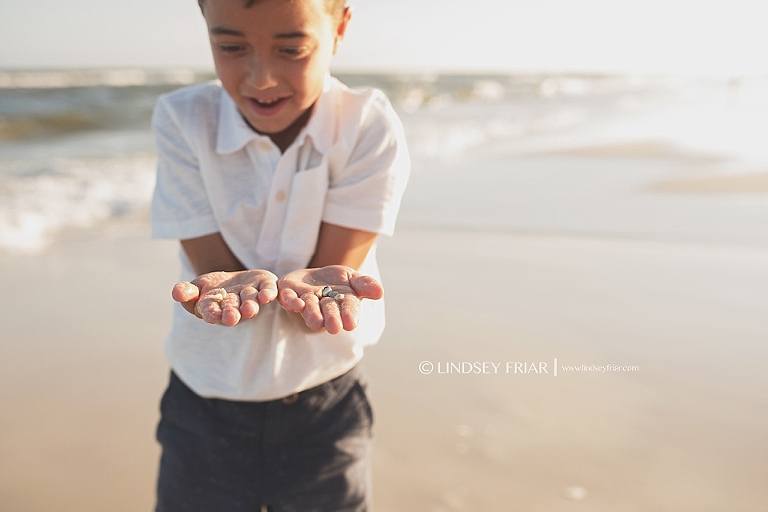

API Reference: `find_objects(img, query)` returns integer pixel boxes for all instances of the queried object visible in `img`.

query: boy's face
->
[202,0,349,145]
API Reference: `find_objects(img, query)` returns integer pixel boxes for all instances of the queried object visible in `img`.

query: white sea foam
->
[0,155,156,255]
[406,75,768,168]
[539,77,593,97]
[0,68,206,89]
[406,119,489,161]
[2,72,766,255]
[404,101,594,162]
[579,78,768,166]
[471,80,505,102]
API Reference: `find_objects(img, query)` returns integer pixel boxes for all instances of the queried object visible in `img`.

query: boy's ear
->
[333,7,352,54]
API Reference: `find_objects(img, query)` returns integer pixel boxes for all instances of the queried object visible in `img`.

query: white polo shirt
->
[151,75,410,400]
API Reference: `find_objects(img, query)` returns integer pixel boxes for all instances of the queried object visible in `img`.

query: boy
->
[150,0,410,510]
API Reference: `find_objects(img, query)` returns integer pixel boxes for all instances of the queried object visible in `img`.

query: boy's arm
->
[308,222,378,269]
[277,223,383,334]
[173,224,382,332]
[181,233,246,275]
[172,233,277,326]
[179,222,376,276]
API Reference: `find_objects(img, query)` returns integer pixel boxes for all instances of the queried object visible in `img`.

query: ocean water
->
[1,69,767,254]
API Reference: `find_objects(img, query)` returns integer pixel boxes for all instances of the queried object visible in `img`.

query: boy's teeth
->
[256,98,279,106]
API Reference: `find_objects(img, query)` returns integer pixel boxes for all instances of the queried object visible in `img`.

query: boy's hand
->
[171,270,278,327]
[277,265,384,334]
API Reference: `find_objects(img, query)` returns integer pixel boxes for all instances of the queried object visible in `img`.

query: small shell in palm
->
[316,286,345,300]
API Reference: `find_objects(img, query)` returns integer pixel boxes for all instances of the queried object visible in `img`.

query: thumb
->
[349,273,384,300]
[172,281,200,304]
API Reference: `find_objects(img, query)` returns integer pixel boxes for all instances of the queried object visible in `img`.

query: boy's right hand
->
[171,270,278,327]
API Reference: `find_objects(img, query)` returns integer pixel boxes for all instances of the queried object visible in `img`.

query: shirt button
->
[275,190,287,202]
[258,140,272,152]
[281,393,299,405]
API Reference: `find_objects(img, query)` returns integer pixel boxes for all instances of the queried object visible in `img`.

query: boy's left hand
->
[278,265,384,334]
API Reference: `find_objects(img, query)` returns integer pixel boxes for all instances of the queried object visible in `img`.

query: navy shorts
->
[155,365,374,512]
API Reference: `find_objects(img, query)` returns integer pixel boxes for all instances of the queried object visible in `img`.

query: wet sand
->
[1,207,767,511]
[649,171,768,194]
[371,228,768,511]
[0,216,174,512]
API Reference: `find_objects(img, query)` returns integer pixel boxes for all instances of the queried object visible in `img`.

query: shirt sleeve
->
[150,96,219,240]
[322,92,410,236]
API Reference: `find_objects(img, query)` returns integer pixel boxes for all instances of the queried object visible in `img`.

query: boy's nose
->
[246,59,278,90]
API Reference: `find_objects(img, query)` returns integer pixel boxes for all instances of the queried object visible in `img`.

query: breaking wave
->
[0,155,156,254]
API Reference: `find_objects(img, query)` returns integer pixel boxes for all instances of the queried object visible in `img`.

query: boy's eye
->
[279,47,309,58]
[218,44,245,54]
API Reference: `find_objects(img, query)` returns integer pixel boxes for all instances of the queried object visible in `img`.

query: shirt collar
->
[216,90,262,154]
[215,73,336,155]
[295,73,335,154]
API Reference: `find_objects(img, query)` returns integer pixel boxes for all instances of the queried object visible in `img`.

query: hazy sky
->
[1,0,767,75]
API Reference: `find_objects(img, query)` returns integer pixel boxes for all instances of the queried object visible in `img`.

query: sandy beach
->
[371,227,768,511]
[0,214,174,512]
[1,195,767,510]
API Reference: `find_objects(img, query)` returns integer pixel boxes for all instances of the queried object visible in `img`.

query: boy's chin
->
[241,108,313,140]
[240,114,291,136]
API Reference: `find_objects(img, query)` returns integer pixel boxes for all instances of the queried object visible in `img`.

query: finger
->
[257,278,278,304]
[219,292,242,327]
[240,300,259,319]
[300,293,325,331]
[197,296,223,324]
[278,287,305,313]
[172,281,200,303]
[319,297,343,334]
[339,295,362,331]
[239,286,260,319]
[348,273,384,300]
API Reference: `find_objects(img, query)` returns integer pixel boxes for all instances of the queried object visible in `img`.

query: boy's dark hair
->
[198,0,346,21]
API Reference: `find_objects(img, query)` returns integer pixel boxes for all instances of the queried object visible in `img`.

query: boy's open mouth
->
[247,96,288,115]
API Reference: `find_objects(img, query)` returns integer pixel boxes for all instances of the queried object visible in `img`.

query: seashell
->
[321,286,333,297]
[335,293,345,300]
[327,291,339,299]
[209,289,226,302]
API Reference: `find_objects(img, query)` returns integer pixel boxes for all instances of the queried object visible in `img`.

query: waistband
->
[170,362,366,404]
